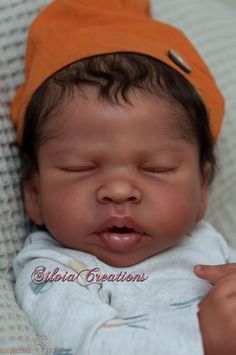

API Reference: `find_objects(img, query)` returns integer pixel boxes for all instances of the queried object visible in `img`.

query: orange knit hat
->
[11,0,224,144]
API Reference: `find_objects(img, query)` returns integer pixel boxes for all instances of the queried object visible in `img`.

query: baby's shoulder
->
[185,220,230,264]
[16,229,96,269]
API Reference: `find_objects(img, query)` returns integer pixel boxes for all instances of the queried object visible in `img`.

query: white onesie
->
[13,221,236,355]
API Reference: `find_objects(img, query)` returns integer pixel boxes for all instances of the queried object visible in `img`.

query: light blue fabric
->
[13,221,236,355]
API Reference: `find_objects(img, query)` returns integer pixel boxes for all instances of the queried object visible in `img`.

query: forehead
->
[43,87,193,147]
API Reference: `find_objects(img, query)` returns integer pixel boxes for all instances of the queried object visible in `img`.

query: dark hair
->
[21,52,216,182]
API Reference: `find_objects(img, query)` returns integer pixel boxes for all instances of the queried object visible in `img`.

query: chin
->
[96,253,148,268]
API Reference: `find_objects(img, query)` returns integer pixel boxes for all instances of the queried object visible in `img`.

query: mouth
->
[107,226,136,234]
[95,217,147,251]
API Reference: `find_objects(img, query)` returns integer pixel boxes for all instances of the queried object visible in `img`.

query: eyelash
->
[141,167,177,175]
[61,167,95,173]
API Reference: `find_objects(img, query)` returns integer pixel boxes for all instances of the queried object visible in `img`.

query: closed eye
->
[141,167,178,174]
[59,166,96,173]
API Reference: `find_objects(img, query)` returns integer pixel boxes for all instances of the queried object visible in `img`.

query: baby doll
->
[11,0,236,354]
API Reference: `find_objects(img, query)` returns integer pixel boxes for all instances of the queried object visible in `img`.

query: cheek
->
[38,180,90,235]
[149,183,201,234]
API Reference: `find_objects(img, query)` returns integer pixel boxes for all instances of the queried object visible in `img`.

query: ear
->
[195,162,212,223]
[23,173,44,225]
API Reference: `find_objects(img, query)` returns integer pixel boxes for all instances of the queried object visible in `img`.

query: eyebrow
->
[45,142,192,161]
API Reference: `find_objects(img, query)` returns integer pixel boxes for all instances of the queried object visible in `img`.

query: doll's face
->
[24,87,208,267]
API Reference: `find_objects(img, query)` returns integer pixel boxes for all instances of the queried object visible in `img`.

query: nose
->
[96,179,142,205]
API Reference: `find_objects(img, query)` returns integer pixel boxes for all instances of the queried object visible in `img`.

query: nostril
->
[128,196,138,202]
[101,196,138,204]
[102,197,112,203]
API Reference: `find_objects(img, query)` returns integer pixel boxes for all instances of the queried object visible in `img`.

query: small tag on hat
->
[167,49,191,74]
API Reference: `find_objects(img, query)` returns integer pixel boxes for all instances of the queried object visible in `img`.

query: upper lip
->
[95,216,145,234]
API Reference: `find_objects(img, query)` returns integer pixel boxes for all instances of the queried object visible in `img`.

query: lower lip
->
[97,231,145,251]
